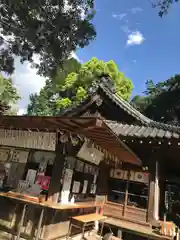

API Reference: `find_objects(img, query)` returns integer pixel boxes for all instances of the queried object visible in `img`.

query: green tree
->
[0,0,96,76]
[144,75,180,124]
[131,95,149,112]
[27,57,134,115]
[27,57,81,115]
[132,74,180,124]
[0,75,20,114]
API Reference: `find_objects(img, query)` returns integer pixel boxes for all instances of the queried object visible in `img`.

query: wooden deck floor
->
[103,217,174,240]
[0,219,176,240]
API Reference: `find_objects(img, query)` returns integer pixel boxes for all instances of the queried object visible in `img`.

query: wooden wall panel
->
[103,203,123,218]
[125,206,147,222]
[104,203,147,223]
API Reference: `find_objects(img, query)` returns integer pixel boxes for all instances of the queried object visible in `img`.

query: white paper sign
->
[0,129,56,151]
[93,174,97,183]
[82,180,88,194]
[61,190,70,204]
[26,169,37,185]
[72,181,80,193]
[62,169,73,191]
[129,170,135,181]
[0,149,10,162]
[90,184,97,194]
[60,169,73,203]
[38,160,48,173]
[77,142,104,165]
[18,180,29,193]
[113,169,124,179]
[11,150,29,163]
[134,172,149,184]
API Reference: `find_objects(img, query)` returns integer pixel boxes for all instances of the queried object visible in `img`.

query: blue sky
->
[77,0,180,96]
[13,0,180,114]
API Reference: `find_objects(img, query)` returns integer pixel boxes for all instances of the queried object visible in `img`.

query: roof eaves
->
[104,120,180,139]
[60,76,180,134]
[99,83,152,125]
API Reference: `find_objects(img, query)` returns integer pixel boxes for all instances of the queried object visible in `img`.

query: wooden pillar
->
[96,161,110,196]
[147,160,160,223]
[147,173,155,222]
[154,161,160,220]
[48,142,65,203]
[123,171,129,217]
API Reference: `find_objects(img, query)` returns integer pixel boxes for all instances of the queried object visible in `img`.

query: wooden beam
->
[65,95,100,117]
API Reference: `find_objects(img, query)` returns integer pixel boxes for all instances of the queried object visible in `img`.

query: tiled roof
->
[100,83,180,133]
[61,76,151,124]
[99,83,152,125]
[61,76,180,133]
[105,121,180,139]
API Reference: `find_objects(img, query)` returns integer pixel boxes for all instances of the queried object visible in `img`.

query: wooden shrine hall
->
[0,115,141,240]
[59,75,180,239]
[0,75,179,240]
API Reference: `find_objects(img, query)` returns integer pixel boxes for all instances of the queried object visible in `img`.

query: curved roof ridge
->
[61,76,180,133]
[99,82,152,124]
[99,78,180,133]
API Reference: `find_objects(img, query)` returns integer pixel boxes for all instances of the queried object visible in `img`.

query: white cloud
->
[12,57,46,113]
[130,7,143,14]
[112,13,127,20]
[17,108,27,115]
[126,31,145,46]
[70,52,81,62]
[12,51,80,113]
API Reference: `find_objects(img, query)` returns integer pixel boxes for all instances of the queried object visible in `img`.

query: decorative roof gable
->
[61,75,150,123]
[61,75,180,133]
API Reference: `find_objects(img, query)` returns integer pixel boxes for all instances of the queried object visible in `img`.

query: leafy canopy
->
[0,75,20,114]
[0,0,96,76]
[131,75,180,124]
[27,58,81,116]
[27,57,134,116]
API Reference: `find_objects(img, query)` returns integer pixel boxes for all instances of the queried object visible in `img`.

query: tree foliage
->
[27,57,81,115]
[153,0,179,16]
[0,0,96,76]
[131,95,149,112]
[131,75,180,124]
[27,57,134,116]
[0,75,20,114]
